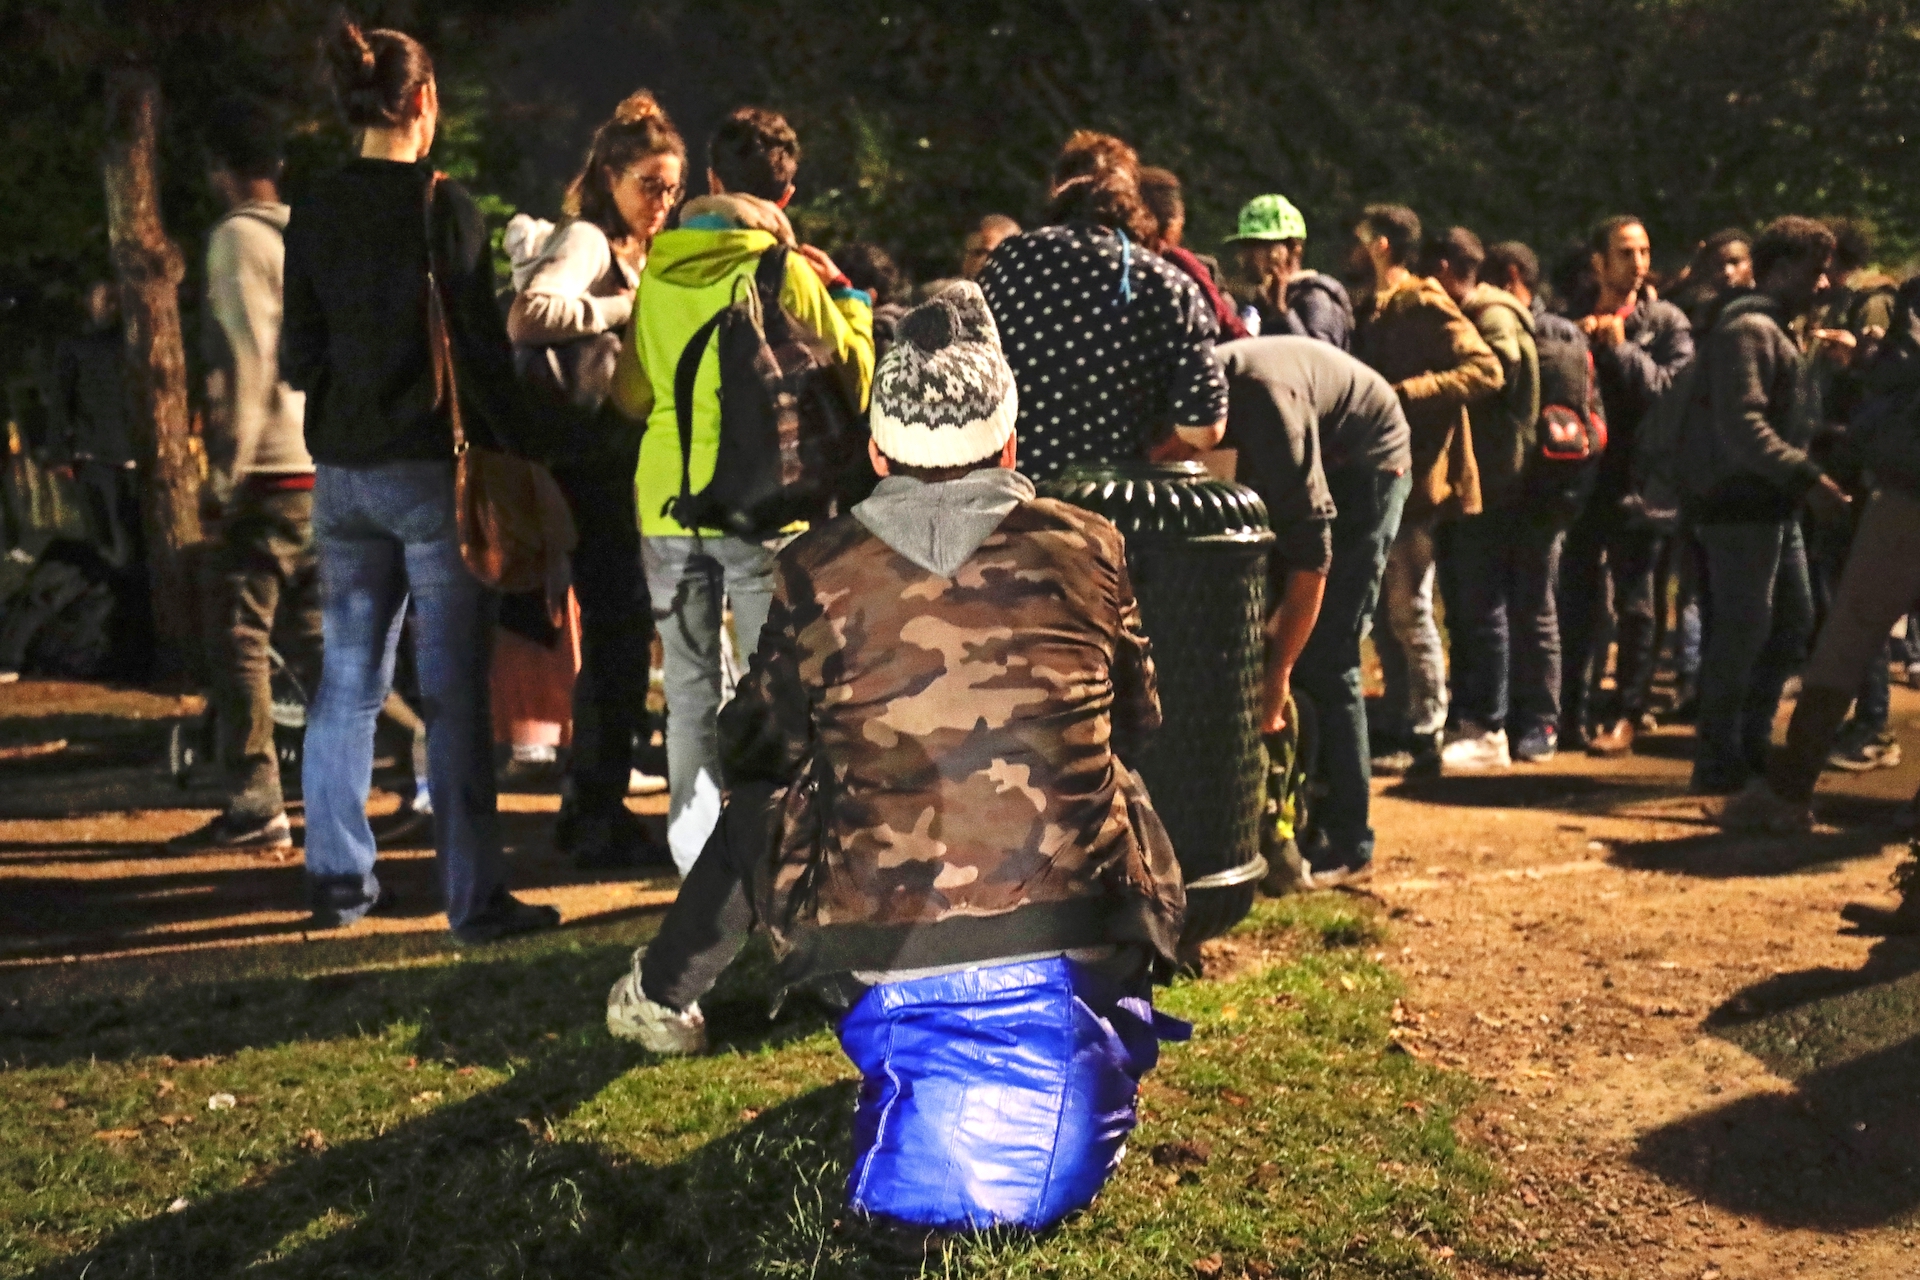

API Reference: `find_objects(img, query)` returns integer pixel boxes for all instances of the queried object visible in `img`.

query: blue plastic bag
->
[839,956,1190,1233]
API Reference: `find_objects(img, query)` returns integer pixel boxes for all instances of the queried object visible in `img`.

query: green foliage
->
[0,898,1517,1278]
[701,0,1920,281]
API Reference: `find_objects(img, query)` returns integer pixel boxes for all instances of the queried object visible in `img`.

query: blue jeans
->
[1448,507,1567,736]
[303,462,504,929]
[1294,468,1410,867]
[1693,518,1813,790]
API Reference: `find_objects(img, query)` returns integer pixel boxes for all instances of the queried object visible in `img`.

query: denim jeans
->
[643,533,780,875]
[303,461,504,929]
[1295,468,1410,867]
[1447,507,1567,736]
[1693,518,1813,790]
[1373,516,1447,737]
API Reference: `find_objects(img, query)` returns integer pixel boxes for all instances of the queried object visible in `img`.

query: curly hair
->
[1044,130,1156,243]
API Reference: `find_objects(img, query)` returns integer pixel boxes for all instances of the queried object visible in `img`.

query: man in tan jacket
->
[1349,204,1503,778]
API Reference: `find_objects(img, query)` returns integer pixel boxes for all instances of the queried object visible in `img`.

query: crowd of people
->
[74,11,1920,1235]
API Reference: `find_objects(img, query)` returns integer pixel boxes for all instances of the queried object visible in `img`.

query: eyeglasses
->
[627,175,683,202]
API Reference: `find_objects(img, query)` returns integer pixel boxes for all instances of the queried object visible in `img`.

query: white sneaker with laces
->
[1440,723,1511,770]
[606,971,707,1054]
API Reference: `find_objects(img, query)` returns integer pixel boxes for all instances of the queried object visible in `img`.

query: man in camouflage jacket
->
[607,282,1184,1053]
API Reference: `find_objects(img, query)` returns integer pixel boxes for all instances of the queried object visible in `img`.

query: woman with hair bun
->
[504,90,686,870]
[282,17,559,944]
[976,130,1229,480]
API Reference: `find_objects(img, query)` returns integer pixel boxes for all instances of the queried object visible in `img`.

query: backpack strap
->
[754,246,794,347]
[666,306,729,523]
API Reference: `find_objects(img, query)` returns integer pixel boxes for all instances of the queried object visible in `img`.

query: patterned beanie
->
[869,281,1018,468]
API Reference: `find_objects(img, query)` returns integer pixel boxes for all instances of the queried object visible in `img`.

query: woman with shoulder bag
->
[506,91,684,870]
[282,18,558,944]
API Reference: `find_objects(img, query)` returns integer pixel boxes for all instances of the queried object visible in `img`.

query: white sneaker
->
[606,971,706,1054]
[1440,724,1511,770]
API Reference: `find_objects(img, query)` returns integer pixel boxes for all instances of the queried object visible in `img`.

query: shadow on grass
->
[1632,937,1920,1231]
[7,928,957,1280]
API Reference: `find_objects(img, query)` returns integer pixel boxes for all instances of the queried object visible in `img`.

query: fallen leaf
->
[1150,1140,1212,1169]
[1338,976,1358,992]
[155,1114,193,1128]
[411,1091,443,1104]
[299,1128,327,1153]
[739,1107,762,1122]
[1522,1190,1540,1207]
[404,1057,419,1070]
[166,1197,189,1213]
[1191,1253,1223,1277]
[206,1093,237,1112]
[94,1128,144,1142]
[1434,1245,1455,1259]
[456,1066,476,1077]
[48,1096,67,1111]
[1219,1004,1239,1020]
[1245,1261,1275,1279]
[1222,1090,1250,1107]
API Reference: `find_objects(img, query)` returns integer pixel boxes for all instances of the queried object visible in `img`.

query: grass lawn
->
[0,896,1531,1278]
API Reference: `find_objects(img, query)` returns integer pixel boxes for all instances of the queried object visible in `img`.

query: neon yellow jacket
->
[613,226,874,537]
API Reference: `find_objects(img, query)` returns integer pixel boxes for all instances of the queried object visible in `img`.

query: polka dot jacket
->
[978,222,1229,482]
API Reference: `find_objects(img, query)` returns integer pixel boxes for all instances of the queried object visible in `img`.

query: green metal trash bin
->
[1039,460,1274,948]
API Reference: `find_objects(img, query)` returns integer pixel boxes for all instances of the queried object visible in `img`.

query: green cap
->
[1227,194,1308,243]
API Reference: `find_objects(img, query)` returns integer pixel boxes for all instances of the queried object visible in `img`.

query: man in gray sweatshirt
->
[173,97,320,853]
[1681,217,1850,794]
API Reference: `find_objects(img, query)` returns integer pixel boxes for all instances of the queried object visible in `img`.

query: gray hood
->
[852,468,1035,578]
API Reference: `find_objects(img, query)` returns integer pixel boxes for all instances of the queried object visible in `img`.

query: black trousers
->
[552,450,654,817]
[640,780,776,1010]
[1559,510,1664,728]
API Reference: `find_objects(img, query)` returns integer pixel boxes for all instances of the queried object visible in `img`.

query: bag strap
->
[421,172,467,458]
[666,306,729,521]
[754,246,793,347]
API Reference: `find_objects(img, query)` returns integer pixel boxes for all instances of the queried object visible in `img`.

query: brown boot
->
[1587,717,1636,757]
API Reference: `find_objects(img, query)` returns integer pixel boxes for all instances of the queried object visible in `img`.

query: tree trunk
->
[102,65,200,679]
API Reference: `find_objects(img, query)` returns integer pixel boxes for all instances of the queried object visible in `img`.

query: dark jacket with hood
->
[1686,292,1825,523]
[716,468,1184,984]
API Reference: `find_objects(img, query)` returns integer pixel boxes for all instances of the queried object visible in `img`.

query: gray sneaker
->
[606,971,707,1054]
[168,811,293,854]
[1711,778,1813,834]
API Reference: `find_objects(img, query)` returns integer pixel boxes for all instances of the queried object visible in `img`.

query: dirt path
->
[1368,693,1920,1278]
[5,679,1920,1276]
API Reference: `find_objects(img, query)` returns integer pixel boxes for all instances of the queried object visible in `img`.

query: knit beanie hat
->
[869,281,1018,468]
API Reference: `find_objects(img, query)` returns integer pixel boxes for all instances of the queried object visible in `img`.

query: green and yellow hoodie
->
[613,195,874,537]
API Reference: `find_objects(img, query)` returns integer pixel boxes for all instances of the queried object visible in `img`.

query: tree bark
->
[102,65,200,679]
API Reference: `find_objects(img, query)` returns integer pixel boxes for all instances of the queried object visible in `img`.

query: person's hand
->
[1812,328,1857,368]
[1807,473,1852,521]
[1148,434,1202,464]
[1587,314,1627,348]
[1259,665,1293,735]
[794,243,843,288]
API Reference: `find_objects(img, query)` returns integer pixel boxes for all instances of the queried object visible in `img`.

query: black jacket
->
[1588,294,1693,511]
[283,159,525,466]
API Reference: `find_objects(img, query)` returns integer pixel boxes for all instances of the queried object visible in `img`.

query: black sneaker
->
[370,808,433,848]
[558,806,674,872]
[308,883,400,930]
[1404,730,1444,779]
[452,891,561,946]
[168,811,293,854]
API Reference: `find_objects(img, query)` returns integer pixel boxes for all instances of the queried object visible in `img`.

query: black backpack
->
[666,248,866,539]
[1525,310,1608,514]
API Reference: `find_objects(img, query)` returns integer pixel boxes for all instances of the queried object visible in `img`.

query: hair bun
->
[614,90,663,126]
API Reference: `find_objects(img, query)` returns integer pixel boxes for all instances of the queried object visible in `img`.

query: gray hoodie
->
[205,201,311,492]
[852,468,1035,577]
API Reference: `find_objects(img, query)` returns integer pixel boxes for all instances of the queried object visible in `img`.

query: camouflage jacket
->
[718,496,1185,977]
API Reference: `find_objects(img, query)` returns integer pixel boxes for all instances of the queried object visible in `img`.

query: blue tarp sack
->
[839,955,1191,1233]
